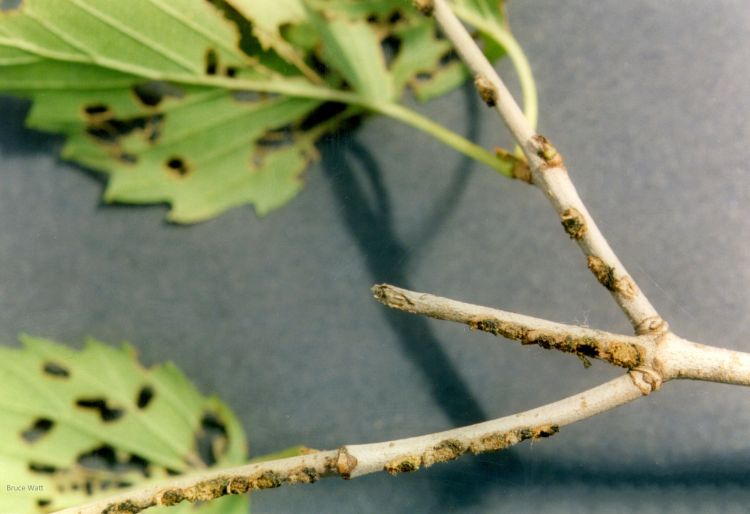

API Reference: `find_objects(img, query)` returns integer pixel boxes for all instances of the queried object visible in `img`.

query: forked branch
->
[53,2,750,513]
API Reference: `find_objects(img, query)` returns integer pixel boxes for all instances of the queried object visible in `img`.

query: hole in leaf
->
[77,445,150,478]
[136,385,154,409]
[205,48,218,75]
[225,66,237,78]
[84,104,111,116]
[75,398,125,422]
[36,499,52,508]
[29,462,57,474]
[166,468,181,476]
[256,126,295,151]
[165,157,190,177]
[300,101,350,131]
[86,114,164,145]
[381,35,402,68]
[195,412,228,466]
[132,81,184,107]
[43,361,70,378]
[21,418,55,443]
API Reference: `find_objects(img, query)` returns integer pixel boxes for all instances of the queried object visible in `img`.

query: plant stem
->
[452,3,538,129]
[54,375,643,514]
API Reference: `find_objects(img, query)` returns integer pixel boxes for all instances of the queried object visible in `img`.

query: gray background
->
[1,0,749,512]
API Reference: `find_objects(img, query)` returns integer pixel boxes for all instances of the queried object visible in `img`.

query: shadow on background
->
[320,84,526,508]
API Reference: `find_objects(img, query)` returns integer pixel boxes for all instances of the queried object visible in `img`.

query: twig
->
[54,375,642,514]
[431,0,664,335]
[372,283,650,369]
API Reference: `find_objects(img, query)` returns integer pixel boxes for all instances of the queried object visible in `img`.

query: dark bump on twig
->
[227,476,249,494]
[560,208,587,239]
[384,455,421,475]
[158,489,184,507]
[103,499,151,514]
[469,317,528,341]
[336,448,358,479]
[422,439,465,467]
[532,134,564,169]
[587,256,617,291]
[587,256,639,299]
[474,75,497,106]
[412,0,434,15]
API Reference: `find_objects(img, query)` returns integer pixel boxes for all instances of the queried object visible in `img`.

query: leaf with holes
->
[0,0,516,222]
[0,335,247,513]
[0,0,325,222]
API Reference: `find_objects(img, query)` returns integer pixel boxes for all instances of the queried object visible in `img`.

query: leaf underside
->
[0,0,495,223]
[0,335,248,513]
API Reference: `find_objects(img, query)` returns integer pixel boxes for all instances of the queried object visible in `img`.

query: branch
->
[372,283,650,369]
[54,375,643,514]
[427,0,665,335]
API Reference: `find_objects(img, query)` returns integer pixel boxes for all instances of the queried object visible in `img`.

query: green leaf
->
[0,336,247,513]
[0,0,324,222]
[0,0,521,222]
[304,4,395,102]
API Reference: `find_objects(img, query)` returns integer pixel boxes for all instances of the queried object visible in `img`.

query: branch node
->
[474,74,498,106]
[532,134,564,169]
[496,147,532,183]
[628,368,662,395]
[635,316,670,336]
[560,208,587,239]
[336,447,358,479]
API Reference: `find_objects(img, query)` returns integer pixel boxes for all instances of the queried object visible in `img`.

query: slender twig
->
[372,283,650,369]
[54,375,642,514]
[430,0,664,334]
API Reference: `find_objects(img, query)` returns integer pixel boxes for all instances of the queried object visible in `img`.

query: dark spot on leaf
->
[43,361,70,378]
[29,462,56,474]
[75,398,125,422]
[366,14,377,23]
[205,48,218,75]
[195,412,228,466]
[165,157,190,177]
[22,417,55,443]
[84,479,94,496]
[0,0,23,11]
[132,81,183,107]
[225,66,237,78]
[37,499,52,508]
[388,10,403,24]
[136,385,154,409]
[166,468,181,476]
[118,152,138,164]
[116,481,134,489]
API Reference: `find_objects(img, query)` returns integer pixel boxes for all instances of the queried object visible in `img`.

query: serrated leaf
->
[0,0,518,222]
[0,0,324,222]
[0,336,247,513]
[305,4,395,102]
